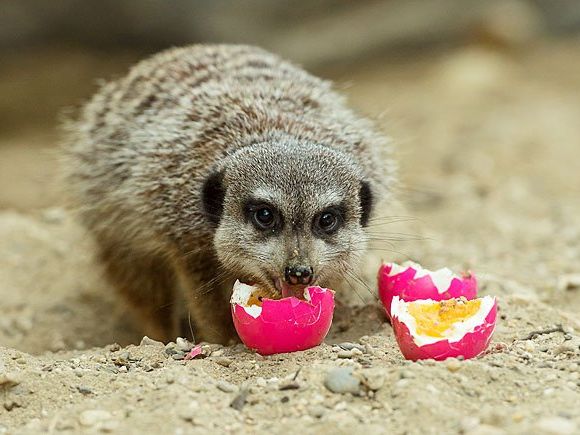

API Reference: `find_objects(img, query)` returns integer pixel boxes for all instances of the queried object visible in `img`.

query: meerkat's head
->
[201,139,374,298]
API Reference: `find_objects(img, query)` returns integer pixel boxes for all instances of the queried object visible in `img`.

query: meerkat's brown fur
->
[65,44,394,343]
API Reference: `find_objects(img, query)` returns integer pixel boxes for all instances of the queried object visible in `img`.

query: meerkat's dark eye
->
[254,207,275,228]
[246,204,281,231]
[314,209,342,235]
[244,201,282,232]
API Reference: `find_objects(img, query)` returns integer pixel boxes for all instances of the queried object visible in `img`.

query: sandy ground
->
[1,41,579,434]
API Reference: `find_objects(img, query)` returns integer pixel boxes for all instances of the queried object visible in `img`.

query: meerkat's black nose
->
[285,266,314,286]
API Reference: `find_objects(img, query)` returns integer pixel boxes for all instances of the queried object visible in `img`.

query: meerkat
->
[65,44,395,344]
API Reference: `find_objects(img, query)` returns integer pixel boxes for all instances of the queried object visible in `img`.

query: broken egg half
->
[230,280,335,355]
[391,295,497,361]
[378,261,477,318]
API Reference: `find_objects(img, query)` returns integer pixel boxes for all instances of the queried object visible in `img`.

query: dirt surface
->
[1,41,580,434]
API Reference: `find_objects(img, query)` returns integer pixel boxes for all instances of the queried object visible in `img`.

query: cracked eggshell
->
[378,262,477,318]
[391,296,497,361]
[231,280,335,355]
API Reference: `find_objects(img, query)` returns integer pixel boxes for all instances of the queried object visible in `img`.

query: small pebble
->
[0,373,21,389]
[78,409,113,427]
[3,400,22,411]
[230,390,248,411]
[466,424,507,435]
[359,368,385,391]
[324,367,361,395]
[557,274,580,292]
[172,352,186,360]
[337,342,366,352]
[399,370,415,379]
[140,336,164,347]
[113,351,130,365]
[309,405,326,419]
[535,416,577,435]
[553,342,579,356]
[214,357,233,367]
[337,350,355,359]
[460,416,481,432]
[176,337,194,352]
[446,358,463,372]
[77,386,93,395]
[562,325,574,335]
[217,381,237,393]
[279,381,300,391]
[178,400,199,421]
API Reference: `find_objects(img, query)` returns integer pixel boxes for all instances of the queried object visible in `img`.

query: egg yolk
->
[407,297,481,337]
[246,289,271,307]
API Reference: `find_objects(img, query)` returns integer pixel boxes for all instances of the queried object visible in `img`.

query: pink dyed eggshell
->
[391,298,497,361]
[232,286,334,355]
[378,263,477,318]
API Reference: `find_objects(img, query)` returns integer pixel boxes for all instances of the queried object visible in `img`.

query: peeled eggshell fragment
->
[391,296,497,361]
[231,280,335,355]
[378,261,477,318]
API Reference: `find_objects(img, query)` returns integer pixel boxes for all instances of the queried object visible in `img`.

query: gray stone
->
[171,352,185,360]
[324,367,361,394]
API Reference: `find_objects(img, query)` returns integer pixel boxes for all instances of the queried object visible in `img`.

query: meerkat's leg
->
[177,257,237,345]
[96,239,180,342]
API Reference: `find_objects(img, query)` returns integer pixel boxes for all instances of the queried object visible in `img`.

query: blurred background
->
[1,0,580,211]
[1,0,580,353]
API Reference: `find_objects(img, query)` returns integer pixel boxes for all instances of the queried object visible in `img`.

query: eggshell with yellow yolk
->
[390,295,497,361]
[231,281,335,355]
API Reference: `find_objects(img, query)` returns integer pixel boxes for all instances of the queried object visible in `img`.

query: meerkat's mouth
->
[274,277,310,300]
[240,277,313,301]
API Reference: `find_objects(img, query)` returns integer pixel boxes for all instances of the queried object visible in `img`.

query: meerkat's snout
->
[284,265,314,286]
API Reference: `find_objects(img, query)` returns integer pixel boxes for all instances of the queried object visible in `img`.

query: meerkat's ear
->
[359,181,373,227]
[202,170,225,227]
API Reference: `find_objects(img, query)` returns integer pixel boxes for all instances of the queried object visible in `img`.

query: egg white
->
[386,261,458,294]
[231,280,262,318]
[391,295,496,347]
